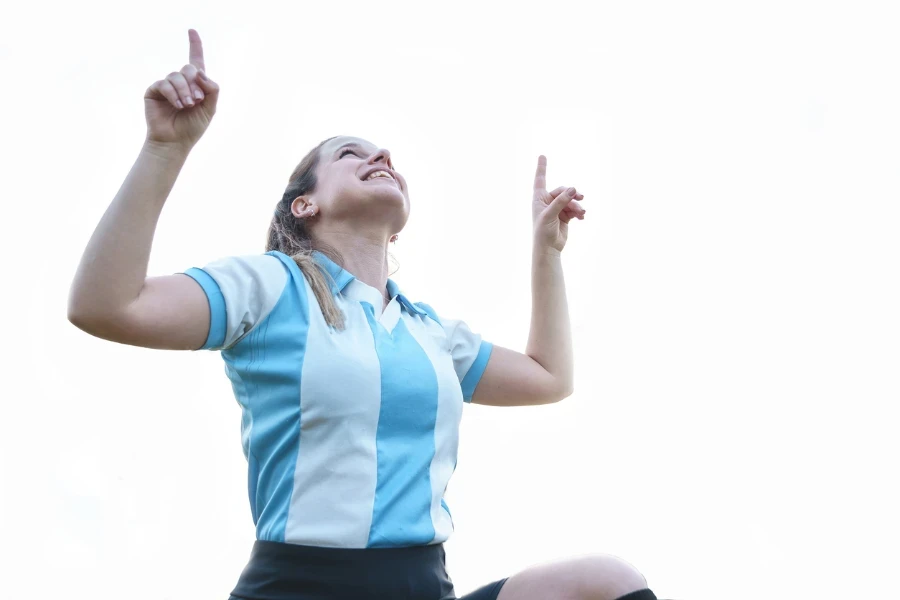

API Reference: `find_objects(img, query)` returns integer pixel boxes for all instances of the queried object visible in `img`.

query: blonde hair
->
[265,136,345,330]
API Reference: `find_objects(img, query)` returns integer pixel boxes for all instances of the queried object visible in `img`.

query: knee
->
[574,554,648,600]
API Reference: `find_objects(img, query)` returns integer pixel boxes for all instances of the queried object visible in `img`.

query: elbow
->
[67,295,90,330]
[554,381,575,403]
[68,282,89,325]
[67,295,121,339]
[67,309,126,343]
[67,304,101,335]
[67,289,98,332]
[535,375,573,404]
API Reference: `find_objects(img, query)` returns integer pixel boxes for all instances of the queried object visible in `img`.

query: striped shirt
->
[184,250,492,548]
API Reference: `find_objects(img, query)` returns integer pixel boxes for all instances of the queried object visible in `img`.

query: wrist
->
[142,139,191,163]
[532,243,562,261]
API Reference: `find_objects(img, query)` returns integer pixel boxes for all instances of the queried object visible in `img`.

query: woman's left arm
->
[471,156,586,407]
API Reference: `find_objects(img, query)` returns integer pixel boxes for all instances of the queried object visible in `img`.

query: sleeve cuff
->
[461,341,493,403]
[183,268,226,350]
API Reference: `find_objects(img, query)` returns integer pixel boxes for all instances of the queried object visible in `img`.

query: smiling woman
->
[265,135,410,330]
[66,29,664,600]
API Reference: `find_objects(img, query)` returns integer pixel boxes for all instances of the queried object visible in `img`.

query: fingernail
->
[198,70,208,80]
[194,90,203,100]
[176,100,184,109]
[568,187,576,196]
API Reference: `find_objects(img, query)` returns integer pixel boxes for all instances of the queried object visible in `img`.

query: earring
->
[390,234,398,243]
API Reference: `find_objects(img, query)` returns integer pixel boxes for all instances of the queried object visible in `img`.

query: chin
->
[365,187,407,210]
[339,192,406,226]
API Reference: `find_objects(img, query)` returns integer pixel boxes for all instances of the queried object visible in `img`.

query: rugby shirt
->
[183,250,493,548]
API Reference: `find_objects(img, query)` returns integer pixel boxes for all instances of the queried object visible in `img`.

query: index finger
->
[188,29,206,72]
[534,155,547,191]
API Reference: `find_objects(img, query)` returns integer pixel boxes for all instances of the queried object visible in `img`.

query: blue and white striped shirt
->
[184,250,492,548]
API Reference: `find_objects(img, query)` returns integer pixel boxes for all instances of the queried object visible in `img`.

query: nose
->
[368,148,393,169]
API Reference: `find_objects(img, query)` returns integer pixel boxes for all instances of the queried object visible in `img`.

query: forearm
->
[68,141,189,322]
[525,247,574,395]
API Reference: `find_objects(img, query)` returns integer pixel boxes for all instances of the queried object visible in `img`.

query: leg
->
[496,554,655,600]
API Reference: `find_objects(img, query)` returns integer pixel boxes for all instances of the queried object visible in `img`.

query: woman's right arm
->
[67,142,212,350]
[67,29,220,351]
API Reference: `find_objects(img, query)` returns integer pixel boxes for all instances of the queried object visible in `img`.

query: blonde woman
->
[69,29,664,600]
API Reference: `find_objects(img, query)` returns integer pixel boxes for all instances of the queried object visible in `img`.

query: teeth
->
[366,171,392,181]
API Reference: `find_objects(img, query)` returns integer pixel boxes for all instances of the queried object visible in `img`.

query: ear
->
[290,195,317,218]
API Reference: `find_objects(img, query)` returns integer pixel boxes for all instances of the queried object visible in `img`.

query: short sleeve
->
[414,302,493,402]
[182,254,289,351]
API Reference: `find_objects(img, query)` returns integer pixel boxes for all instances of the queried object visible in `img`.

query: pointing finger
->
[188,29,206,72]
[534,155,547,192]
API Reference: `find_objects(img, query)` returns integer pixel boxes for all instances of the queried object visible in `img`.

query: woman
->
[68,29,663,600]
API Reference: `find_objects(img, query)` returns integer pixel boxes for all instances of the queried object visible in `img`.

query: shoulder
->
[195,251,288,278]
[184,252,303,351]
[409,301,469,341]
[191,252,292,301]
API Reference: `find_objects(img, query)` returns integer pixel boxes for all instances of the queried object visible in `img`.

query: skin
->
[497,555,650,600]
[291,135,409,309]
[68,29,655,600]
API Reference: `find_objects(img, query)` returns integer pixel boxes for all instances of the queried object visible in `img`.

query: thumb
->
[194,70,220,111]
[195,70,219,96]
[545,187,576,218]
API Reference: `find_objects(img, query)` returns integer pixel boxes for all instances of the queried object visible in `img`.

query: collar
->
[311,251,355,294]
[311,251,427,316]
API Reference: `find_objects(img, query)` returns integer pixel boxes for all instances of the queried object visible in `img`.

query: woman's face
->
[297,135,410,236]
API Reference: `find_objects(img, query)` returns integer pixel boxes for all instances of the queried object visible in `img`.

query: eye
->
[339,148,357,159]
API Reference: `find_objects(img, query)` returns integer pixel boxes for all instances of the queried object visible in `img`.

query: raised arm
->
[67,29,221,350]
[471,156,587,406]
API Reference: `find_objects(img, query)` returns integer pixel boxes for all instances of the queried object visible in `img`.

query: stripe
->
[404,314,464,543]
[183,267,226,349]
[222,252,310,542]
[441,499,453,528]
[461,342,494,402]
[285,294,382,547]
[363,304,439,548]
[413,301,441,324]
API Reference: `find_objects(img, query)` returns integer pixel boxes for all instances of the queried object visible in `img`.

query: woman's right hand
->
[144,29,219,152]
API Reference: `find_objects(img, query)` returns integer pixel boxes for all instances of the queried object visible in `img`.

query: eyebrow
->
[333,142,364,157]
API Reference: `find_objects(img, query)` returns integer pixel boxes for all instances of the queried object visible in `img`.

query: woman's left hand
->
[532,155,586,253]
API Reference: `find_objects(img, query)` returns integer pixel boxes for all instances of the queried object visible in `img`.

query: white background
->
[2,1,898,599]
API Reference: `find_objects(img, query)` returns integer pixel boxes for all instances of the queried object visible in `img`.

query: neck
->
[313,230,391,298]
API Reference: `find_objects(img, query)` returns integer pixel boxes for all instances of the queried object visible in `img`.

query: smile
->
[364,173,397,184]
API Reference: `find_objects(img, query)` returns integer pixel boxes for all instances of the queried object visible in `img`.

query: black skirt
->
[228,540,507,600]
